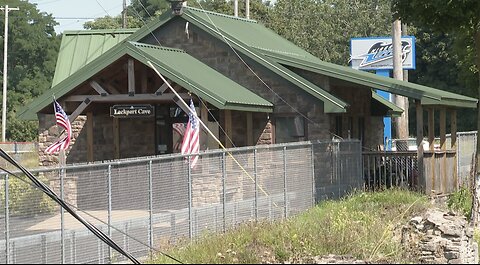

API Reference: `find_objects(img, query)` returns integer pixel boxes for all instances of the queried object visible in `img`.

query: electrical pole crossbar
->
[0,5,19,142]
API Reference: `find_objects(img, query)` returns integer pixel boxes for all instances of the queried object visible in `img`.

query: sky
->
[31,0,127,33]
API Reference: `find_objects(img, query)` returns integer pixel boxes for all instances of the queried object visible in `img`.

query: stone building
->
[19,6,477,166]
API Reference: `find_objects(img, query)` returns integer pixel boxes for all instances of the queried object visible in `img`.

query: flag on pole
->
[181,99,200,168]
[45,100,72,154]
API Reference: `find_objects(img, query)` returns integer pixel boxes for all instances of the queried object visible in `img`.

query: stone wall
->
[402,209,479,264]
[143,19,330,143]
[38,114,87,167]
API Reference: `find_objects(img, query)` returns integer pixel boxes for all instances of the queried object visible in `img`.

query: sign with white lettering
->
[110,105,154,118]
[350,36,416,70]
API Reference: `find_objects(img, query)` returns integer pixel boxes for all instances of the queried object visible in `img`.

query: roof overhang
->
[18,42,273,120]
[262,51,478,109]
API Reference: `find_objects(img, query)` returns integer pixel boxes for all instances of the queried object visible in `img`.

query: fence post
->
[41,235,47,264]
[188,156,193,239]
[5,174,9,264]
[311,142,316,206]
[60,168,65,264]
[148,160,154,253]
[222,152,226,233]
[283,146,288,218]
[107,165,112,263]
[254,148,258,221]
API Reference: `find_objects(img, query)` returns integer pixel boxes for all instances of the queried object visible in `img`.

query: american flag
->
[45,100,72,154]
[181,99,200,168]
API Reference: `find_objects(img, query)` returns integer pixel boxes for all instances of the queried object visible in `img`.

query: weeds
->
[150,189,429,264]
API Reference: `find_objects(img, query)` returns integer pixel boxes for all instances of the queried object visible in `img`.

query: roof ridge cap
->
[128,42,186,53]
[185,6,257,23]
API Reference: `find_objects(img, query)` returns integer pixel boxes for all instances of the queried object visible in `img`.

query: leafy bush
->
[0,175,56,216]
[447,187,473,220]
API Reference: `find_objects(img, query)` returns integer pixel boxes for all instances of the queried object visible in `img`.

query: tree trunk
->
[473,29,480,225]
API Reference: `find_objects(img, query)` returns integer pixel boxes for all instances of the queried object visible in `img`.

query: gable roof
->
[129,7,349,113]
[52,29,137,87]
[18,41,273,120]
[130,6,477,109]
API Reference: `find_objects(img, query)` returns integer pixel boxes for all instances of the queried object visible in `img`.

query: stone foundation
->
[402,209,479,264]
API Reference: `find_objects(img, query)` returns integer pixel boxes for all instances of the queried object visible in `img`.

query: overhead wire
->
[0,164,184,264]
[0,149,141,264]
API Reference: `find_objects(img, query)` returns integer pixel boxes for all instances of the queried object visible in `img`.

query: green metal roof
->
[52,29,136,87]
[130,6,477,109]
[262,50,478,108]
[19,41,273,120]
[129,7,349,113]
[131,42,273,112]
[371,91,404,117]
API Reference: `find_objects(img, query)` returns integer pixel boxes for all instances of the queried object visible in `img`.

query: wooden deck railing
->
[362,150,458,195]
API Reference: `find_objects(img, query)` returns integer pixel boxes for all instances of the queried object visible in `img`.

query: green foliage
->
[0,175,56,216]
[150,189,429,264]
[447,187,473,220]
[267,0,393,65]
[0,0,60,141]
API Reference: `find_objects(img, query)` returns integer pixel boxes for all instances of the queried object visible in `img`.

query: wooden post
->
[451,109,458,189]
[246,112,253,146]
[87,112,94,162]
[113,118,120,159]
[416,101,424,192]
[428,107,435,193]
[128,59,135,96]
[140,68,148,94]
[200,101,208,151]
[225,110,233,148]
[440,107,446,193]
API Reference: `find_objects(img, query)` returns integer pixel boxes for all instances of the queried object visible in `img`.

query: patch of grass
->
[150,189,430,264]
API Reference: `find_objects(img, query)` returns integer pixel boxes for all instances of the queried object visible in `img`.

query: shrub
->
[0,174,56,216]
[446,187,472,220]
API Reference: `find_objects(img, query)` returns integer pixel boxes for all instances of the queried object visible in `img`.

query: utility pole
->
[122,0,127,28]
[0,5,19,142]
[234,0,238,17]
[392,18,409,139]
[246,0,250,19]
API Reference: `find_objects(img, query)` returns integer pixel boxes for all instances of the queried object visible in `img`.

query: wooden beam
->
[440,108,446,151]
[141,68,148,94]
[451,109,458,189]
[428,107,435,151]
[65,93,190,102]
[427,107,435,193]
[440,107,446,193]
[113,118,120,159]
[87,112,94,162]
[200,100,208,150]
[128,59,135,96]
[246,112,253,146]
[105,83,120,94]
[155,82,170,95]
[225,110,233,148]
[68,98,92,121]
[416,101,424,192]
[451,109,457,149]
[90,81,109,96]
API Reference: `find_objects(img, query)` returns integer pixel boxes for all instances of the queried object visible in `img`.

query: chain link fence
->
[0,140,363,264]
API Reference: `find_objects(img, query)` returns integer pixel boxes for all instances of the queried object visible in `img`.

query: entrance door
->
[155,105,188,155]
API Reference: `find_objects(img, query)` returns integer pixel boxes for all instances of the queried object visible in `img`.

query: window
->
[275,116,306,143]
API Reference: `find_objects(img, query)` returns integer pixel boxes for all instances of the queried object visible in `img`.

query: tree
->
[0,0,60,141]
[267,0,393,65]
[391,0,480,223]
